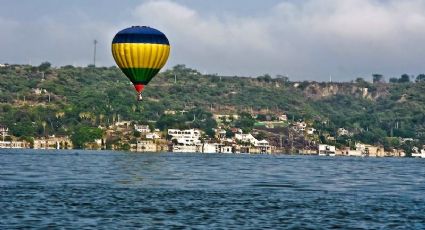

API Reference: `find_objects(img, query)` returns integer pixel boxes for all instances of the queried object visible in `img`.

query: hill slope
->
[0,64,424,148]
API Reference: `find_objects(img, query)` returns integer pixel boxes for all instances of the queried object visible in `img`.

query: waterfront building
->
[33,136,73,149]
[202,143,221,153]
[133,140,157,152]
[385,149,406,157]
[299,149,317,155]
[355,143,384,157]
[0,125,9,143]
[348,149,363,157]
[168,129,202,153]
[412,149,425,158]
[318,144,336,156]
[221,145,233,154]
[0,141,27,149]
[255,140,272,154]
[234,133,272,154]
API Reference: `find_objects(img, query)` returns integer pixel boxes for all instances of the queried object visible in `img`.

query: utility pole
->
[174,74,177,83]
[93,39,98,67]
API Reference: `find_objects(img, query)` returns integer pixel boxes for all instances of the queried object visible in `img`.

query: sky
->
[0,0,425,81]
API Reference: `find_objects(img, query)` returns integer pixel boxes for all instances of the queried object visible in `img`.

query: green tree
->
[235,112,255,133]
[71,125,103,149]
[256,114,268,121]
[225,129,235,138]
[276,75,289,83]
[372,74,384,83]
[355,77,369,87]
[38,62,51,71]
[389,78,398,83]
[399,74,410,83]
[416,74,425,82]
[10,120,36,138]
[257,74,272,83]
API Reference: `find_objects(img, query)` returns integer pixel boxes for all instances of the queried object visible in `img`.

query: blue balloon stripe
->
[112,26,169,45]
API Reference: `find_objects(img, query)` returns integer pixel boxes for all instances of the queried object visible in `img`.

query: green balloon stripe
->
[120,68,160,85]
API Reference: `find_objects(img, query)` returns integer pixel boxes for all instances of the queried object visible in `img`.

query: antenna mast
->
[93,39,98,67]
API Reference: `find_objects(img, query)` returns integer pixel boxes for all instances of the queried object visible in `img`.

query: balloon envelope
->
[111,26,170,93]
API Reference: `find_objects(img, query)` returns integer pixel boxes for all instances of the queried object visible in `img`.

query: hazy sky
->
[1,0,425,81]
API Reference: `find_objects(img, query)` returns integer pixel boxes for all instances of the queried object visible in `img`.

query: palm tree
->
[42,121,47,137]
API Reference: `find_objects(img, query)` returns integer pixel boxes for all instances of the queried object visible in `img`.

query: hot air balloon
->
[112,26,170,101]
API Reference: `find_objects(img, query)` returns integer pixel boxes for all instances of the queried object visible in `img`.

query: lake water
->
[1,149,424,229]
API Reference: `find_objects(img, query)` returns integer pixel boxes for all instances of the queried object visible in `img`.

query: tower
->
[93,39,98,67]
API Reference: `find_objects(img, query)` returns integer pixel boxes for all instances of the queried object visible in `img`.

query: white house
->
[134,124,150,133]
[114,120,131,127]
[0,125,9,141]
[294,121,307,131]
[338,128,351,136]
[318,144,336,156]
[278,114,288,121]
[214,128,227,140]
[0,141,26,149]
[235,133,270,153]
[221,145,233,154]
[202,143,221,153]
[255,139,270,147]
[400,138,414,143]
[168,129,202,153]
[168,129,201,140]
[255,139,272,154]
[307,128,316,135]
[412,149,425,158]
[164,110,176,115]
[146,132,161,139]
[235,133,257,145]
[32,88,47,95]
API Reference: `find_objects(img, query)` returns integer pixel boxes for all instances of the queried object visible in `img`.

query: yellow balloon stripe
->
[111,43,170,69]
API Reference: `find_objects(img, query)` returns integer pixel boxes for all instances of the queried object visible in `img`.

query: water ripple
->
[0,150,424,229]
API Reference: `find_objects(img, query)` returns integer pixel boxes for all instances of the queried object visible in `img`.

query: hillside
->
[0,63,424,150]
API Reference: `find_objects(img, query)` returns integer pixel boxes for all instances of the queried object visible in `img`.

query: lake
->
[1,149,424,229]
